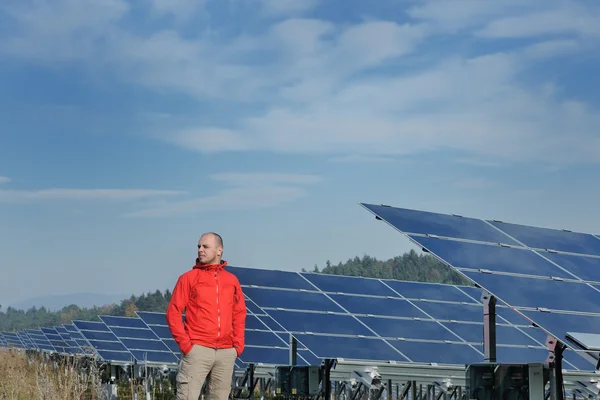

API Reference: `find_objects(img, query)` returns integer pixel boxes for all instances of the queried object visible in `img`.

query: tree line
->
[0,250,469,331]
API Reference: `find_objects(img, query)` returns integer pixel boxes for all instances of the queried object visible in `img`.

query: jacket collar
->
[193,259,227,271]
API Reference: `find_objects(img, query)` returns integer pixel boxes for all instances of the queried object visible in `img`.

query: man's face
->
[197,234,221,264]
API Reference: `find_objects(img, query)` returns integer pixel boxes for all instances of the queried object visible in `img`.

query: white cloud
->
[260,0,320,17]
[330,155,394,164]
[211,172,322,186]
[476,6,600,39]
[124,172,321,217]
[2,0,600,165]
[0,188,185,203]
[150,0,205,19]
[0,176,10,184]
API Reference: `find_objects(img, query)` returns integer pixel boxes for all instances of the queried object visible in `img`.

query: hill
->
[9,292,128,312]
[0,250,468,331]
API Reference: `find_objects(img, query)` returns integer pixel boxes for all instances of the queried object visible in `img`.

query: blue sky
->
[1,0,600,307]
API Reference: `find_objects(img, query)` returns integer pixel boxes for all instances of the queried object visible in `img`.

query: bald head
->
[197,232,223,265]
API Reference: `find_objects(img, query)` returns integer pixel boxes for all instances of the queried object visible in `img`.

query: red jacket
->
[166,260,246,356]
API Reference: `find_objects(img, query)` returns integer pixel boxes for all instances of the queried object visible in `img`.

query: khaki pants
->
[176,345,237,400]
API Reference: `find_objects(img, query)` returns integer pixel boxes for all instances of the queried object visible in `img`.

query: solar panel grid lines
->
[17,331,35,350]
[25,329,56,352]
[98,315,179,365]
[232,264,597,370]
[72,319,135,364]
[360,202,600,370]
[283,272,416,363]
[41,327,70,354]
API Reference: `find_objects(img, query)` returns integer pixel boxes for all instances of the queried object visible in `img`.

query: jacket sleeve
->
[231,278,247,356]
[166,274,193,355]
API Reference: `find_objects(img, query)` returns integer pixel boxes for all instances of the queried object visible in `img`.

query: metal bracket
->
[545,336,566,400]
[482,291,496,363]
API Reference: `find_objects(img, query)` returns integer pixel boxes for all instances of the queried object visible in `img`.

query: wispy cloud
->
[329,155,394,164]
[0,176,10,184]
[0,188,185,203]
[260,0,320,17]
[124,172,321,217]
[2,0,599,165]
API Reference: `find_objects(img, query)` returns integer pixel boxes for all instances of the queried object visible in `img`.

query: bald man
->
[166,232,247,400]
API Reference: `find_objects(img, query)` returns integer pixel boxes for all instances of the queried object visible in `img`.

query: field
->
[0,349,177,400]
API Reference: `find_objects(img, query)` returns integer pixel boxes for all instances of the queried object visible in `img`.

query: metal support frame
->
[546,336,567,400]
[482,291,496,363]
[290,335,297,366]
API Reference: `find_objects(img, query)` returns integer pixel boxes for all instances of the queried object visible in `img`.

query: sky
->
[1,0,600,308]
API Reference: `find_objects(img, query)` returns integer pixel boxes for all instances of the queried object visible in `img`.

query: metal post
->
[289,335,297,365]
[546,337,565,400]
[482,291,497,362]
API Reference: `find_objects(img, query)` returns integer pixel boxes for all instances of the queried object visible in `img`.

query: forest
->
[0,249,469,331]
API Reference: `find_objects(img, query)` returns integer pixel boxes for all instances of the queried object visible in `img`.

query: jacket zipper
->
[215,271,220,341]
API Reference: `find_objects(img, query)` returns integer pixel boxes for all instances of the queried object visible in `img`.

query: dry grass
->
[0,348,107,400]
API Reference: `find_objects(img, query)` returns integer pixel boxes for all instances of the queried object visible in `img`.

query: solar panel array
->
[1,262,597,373]
[360,202,600,367]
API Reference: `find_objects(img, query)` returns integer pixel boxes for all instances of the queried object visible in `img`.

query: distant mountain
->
[9,292,128,311]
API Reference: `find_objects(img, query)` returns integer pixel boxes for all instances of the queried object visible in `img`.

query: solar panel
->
[360,203,520,245]
[25,329,55,352]
[72,320,134,364]
[487,220,600,256]
[99,315,178,365]
[54,326,83,355]
[63,324,95,355]
[1,332,23,348]
[17,331,35,350]
[135,310,314,368]
[360,202,600,370]
[41,327,70,354]
[228,265,589,371]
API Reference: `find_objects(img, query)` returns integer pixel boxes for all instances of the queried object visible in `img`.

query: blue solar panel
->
[412,236,575,279]
[99,315,179,365]
[391,341,484,365]
[110,327,160,340]
[383,279,475,303]
[245,330,288,347]
[25,329,55,352]
[357,316,459,341]
[136,310,307,367]
[442,322,540,346]
[135,311,168,326]
[63,324,94,354]
[460,271,600,314]
[488,220,600,256]
[239,347,296,365]
[361,203,519,245]
[301,273,396,296]
[294,334,408,362]
[328,294,427,318]
[72,320,133,363]
[243,287,343,312]
[411,301,482,322]
[542,252,600,283]
[54,326,82,354]
[227,266,315,290]
[100,315,148,329]
[2,332,23,347]
[234,265,600,370]
[361,202,600,369]
[17,332,34,349]
[265,310,373,336]
[41,327,70,353]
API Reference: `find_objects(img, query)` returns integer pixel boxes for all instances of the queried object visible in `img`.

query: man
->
[166,232,247,400]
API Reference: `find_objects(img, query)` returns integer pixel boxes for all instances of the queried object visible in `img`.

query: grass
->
[0,348,179,399]
[0,348,106,399]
